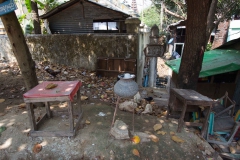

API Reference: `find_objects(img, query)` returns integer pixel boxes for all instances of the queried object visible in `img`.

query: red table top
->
[23,81,82,101]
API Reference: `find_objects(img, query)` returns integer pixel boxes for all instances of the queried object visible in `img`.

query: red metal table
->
[166,88,213,137]
[23,81,82,137]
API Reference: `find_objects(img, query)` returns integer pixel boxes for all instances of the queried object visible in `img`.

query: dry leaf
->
[149,135,159,142]
[32,143,42,153]
[45,83,58,89]
[153,124,162,131]
[132,149,140,157]
[157,131,167,135]
[18,103,26,109]
[170,131,175,136]
[81,96,88,100]
[230,146,236,154]
[144,131,152,135]
[131,135,140,144]
[159,119,164,123]
[171,135,184,143]
[85,120,91,124]
[0,99,5,103]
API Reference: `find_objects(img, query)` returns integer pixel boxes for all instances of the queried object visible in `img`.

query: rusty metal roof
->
[40,0,131,19]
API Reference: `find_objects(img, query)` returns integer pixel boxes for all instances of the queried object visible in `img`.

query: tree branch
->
[164,7,186,20]
[206,0,218,44]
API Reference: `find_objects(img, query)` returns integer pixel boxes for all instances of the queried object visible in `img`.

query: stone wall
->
[0,34,138,71]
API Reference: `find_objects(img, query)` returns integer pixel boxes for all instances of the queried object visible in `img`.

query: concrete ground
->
[0,100,221,160]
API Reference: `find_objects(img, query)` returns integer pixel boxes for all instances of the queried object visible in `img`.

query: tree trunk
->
[177,0,212,89]
[206,0,218,44]
[0,11,38,90]
[31,0,41,34]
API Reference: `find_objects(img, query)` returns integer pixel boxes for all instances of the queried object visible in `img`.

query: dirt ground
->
[0,61,221,160]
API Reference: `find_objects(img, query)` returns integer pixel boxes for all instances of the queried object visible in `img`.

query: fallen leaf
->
[153,124,162,131]
[159,119,164,123]
[132,149,140,157]
[149,135,159,142]
[85,120,91,124]
[170,131,175,136]
[32,143,42,153]
[171,135,184,143]
[157,131,167,135]
[230,146,236,154]
[144,131,152,134]
[45,83,58,89]
[81,96,88,100]
[0,99,5,103]
[18,103,26,109]
[131,135,140,144]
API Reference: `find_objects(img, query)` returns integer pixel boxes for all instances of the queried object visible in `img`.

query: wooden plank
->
[74,110,83,133]
[36,113,48,127]
[24,96,70,103]
[220,153,240,159]
[177,101,187,133]
[77,89,82,114]
[172,88,212,103]
[27,103,37,130]
[29,130,75,137]
[68,101,74,131]
[45,102,52,118]
[201,106,211,138]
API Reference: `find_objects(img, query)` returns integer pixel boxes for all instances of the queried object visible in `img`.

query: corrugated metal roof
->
[165,49,240,77]
[40,0,130,19]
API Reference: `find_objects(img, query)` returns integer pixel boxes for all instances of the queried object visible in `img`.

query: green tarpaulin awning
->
[165,49,240,78]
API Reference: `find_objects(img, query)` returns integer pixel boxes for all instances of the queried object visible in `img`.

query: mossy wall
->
[0,34,138,71]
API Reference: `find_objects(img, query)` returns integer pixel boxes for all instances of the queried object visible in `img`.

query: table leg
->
[77,88,82,116]
[74,88,83,133]
[45,102,52,118]
[166,91,176,120]
[201,105,211,138]
[27,103,37,130]
[177,102,187,133]
[68,101,74,131]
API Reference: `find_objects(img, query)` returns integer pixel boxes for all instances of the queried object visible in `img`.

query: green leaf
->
[35,0,45,9]
[25,0,32,12]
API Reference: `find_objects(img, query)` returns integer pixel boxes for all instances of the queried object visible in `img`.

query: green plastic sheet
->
[165,49,240,78]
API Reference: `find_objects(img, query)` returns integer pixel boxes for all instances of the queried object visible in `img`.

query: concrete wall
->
[0,34,138,71]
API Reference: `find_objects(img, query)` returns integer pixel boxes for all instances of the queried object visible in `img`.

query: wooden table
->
[166,88,213,137]
[23,81,82,137]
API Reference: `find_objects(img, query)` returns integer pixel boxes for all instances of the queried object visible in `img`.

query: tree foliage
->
[151,0,187,26]
[151,0,240,26]
[140,6,160,27]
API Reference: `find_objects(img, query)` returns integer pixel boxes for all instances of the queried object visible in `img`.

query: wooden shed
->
[166,38,240,101]
[40,0,131,34]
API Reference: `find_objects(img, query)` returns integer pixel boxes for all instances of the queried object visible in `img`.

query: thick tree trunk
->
[0,11,38,90]
[31,1,41,34]
[177,0,212,89]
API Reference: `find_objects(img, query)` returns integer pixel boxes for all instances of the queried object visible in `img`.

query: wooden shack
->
[166,38,240,100]
[40,0,131,34]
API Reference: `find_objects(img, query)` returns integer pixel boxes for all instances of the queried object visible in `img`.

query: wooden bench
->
[23,81,83,137]
[166,88,213,137]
